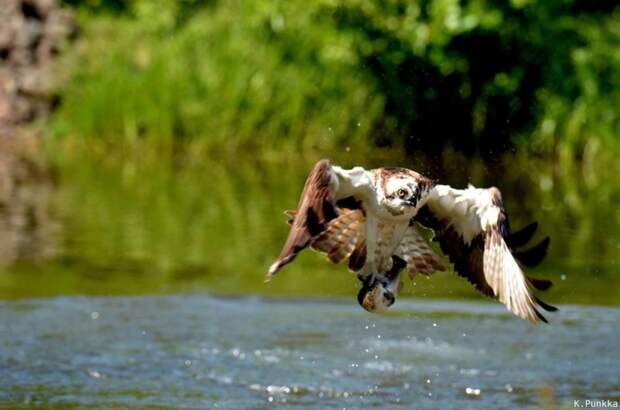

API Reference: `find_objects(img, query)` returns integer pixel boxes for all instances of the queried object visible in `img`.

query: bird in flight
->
[267,160,556,322]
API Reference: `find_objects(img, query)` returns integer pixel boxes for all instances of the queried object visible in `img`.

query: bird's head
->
[378,168,434,219]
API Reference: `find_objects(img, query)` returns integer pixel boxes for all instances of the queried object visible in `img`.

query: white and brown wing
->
[415,184,556,322]
[267,159,374,278]
[395,225,446,278]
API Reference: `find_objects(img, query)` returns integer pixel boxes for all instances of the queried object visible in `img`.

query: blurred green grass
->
[52,0,620,156]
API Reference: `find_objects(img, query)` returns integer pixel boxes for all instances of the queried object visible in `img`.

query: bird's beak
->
[405,194,420,208]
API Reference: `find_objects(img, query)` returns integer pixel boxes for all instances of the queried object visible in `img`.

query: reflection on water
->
[0,138,58,265]
[0,146,619,305]
[1,295,618,409]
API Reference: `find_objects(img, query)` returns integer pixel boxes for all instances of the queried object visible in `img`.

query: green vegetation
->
[4,0,615,303]
[53,0,620,155]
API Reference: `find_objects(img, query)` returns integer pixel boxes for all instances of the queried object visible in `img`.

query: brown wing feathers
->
[416,206,495,297]
[268,160,338,278]
[398,224,447,278]
[311,209,365,263]
[268,160,368,278]
[414,205,556,322]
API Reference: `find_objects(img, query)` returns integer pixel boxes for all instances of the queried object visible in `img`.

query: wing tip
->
[520,297,558,324]
[506,221,539,248]
[535,296,558,312]
[534,309,549,324]
[515,236,551,267]
[529,277,553,291]
[266,256,292,280]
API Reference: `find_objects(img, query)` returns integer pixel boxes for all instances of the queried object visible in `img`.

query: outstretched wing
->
[395,225,446,278]
[415,184,556,322]
[267,159,374,278]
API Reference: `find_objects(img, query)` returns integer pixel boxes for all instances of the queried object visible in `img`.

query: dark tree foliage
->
[327,0,618,157]
[61,0,128,14]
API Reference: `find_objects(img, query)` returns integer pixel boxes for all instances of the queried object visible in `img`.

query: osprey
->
[268,160,556,322]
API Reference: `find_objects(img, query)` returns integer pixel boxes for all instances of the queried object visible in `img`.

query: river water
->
[1,150,619,408]
[1,295,618,409]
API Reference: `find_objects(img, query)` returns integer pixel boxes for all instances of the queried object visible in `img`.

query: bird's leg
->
[384,255,407,296]
[364,212,379,276]
[387,223,408,258]
[370,223,408,284]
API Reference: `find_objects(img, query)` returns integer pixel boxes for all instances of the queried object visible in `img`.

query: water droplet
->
[267,385,290,394]
[263,355,279,363]
[465,387,481,396]
[88,370,102,379]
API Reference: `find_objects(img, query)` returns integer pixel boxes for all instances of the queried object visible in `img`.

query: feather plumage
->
[268,160,555,322]
[416,184,556,322]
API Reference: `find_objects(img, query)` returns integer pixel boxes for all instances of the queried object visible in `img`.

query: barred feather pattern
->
[311,210,366,263]
[396,227,447,278]
[483,229,540,322]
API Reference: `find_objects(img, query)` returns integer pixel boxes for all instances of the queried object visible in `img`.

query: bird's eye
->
[397,189,407,198]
